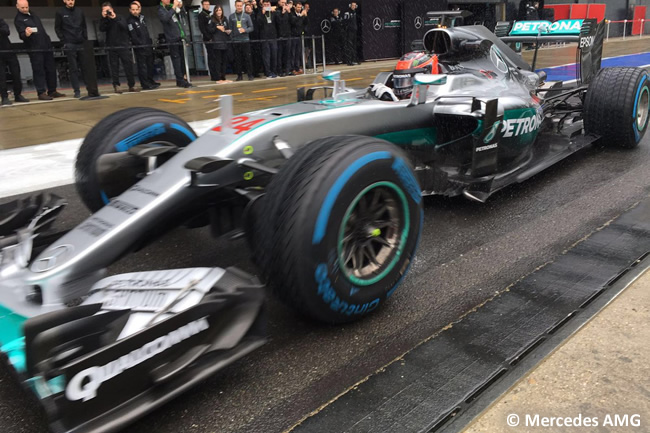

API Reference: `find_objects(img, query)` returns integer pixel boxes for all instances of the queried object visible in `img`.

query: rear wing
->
[494,18,605,84]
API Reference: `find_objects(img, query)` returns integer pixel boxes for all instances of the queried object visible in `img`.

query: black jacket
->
[276,10,291,38]
[211,17,230,50]
[100,15,130,48]
[158,4,184,43]
[127,14,152,47]
[54,6,87,45]
[256,9,278,40]
[197,9,214,42]
[329,14,344,39]
[0,18,12,51]
[290,11,307,37]
[343,9,357,33]
[14,11,52,50]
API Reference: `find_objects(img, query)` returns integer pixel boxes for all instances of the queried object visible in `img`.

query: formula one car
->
[1,17,648,433]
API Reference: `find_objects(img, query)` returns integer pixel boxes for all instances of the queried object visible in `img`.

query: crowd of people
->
[0,0,362,106]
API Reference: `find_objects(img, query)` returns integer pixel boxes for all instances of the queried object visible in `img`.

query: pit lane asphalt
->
[2,136,650,432]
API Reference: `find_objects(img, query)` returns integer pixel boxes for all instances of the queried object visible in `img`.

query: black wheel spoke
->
[339,185,405,282]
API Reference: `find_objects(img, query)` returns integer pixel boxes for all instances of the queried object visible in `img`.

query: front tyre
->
[75,108,197,212]
[585,67,650,148]
[256,136,423,324]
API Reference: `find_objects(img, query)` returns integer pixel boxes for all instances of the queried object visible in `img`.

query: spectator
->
[55,0,95,98]
[289,1,307,75]
[198,0,218,81]
[14,0,65,100]
[158,0,192,87]
[100,2,137,93]
[0,18,28,105]
[328,8,343,65]
[257,0,278,78]
[526,1,540,21]
[246,1,263,78]
[127,1,160,90]
[228,0,254,81]
[303,1,312,69]
[276,0,292,76]
[211,5,231,83]
[343,1,359,66]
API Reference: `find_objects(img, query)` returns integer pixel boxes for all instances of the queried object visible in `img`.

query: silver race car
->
[0,18,648,432]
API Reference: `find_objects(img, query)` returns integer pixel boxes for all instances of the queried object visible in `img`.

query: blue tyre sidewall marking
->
[170,123,197,140]
[100,122,196,204]
[312,151,391,245]
[633,75,649,142]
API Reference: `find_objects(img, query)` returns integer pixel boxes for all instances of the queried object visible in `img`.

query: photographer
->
[158,0,191,87]
[256,0,278,78]
[100,2,137,93]
[14,0,65,100]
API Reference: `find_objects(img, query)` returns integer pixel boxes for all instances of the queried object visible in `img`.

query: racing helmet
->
[393,52,439,99]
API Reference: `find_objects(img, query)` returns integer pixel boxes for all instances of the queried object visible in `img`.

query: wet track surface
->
[1,135,649,433]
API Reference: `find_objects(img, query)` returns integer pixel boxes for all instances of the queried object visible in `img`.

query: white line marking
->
[0,118,219,198]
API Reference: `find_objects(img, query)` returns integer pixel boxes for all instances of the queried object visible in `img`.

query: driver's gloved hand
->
[370,83,399,102]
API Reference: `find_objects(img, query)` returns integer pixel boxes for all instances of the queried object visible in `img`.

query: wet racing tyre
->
[75,107,197,212]
[254,136,423,324]
[585,67,650,148]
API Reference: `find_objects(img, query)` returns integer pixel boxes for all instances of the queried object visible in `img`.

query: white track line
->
[0,118,218,198]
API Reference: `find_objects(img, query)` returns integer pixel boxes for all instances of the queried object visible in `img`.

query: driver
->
[370,52,438,101]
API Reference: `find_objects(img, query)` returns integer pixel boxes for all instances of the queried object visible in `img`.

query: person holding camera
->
[0,17,28,105]
[228,0,254,81]
[100,2,137,94]
[127,1,159,90]
[55,0,97,98]
[158,0,191,88]
[14,0,65,100]
[256,0,278,78]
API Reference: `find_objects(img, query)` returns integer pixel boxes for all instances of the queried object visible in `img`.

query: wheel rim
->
[636,86,649,131]
[338,182,410,286]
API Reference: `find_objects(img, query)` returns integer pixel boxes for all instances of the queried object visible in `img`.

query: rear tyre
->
[584,67,649,148]
[75,108,196,212]
[254,136,423,324]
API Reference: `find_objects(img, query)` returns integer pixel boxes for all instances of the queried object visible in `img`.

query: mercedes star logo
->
[414,16,423,29]
[32,244,73,272]
[321,19,331,33]
[373,17,382,31]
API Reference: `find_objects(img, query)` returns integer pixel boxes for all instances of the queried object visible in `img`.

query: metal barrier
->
[0,34,327,88]
[605,19,649,40]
